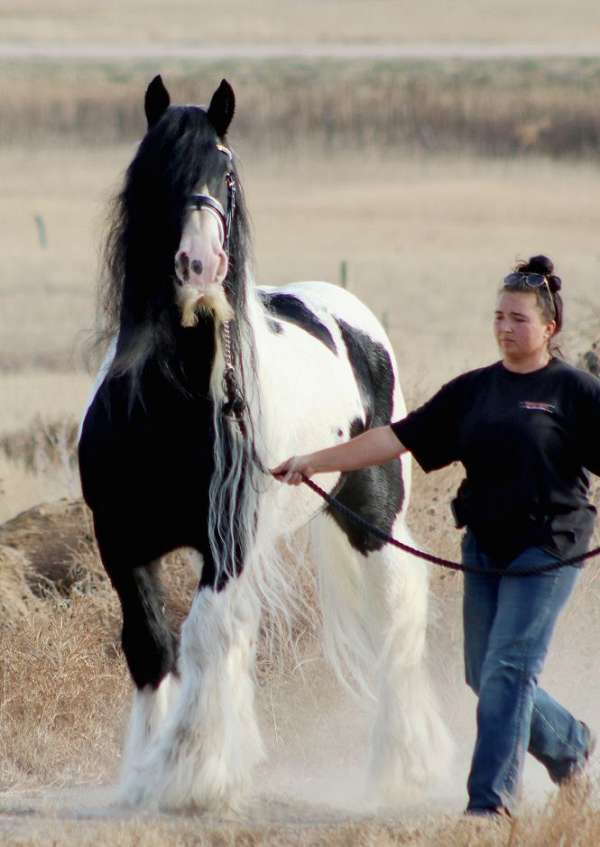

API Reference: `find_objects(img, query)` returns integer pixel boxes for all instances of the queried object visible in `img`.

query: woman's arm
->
[271,425,406,485]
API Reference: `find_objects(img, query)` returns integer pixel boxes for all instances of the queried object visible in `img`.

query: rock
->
[0,498,97,595]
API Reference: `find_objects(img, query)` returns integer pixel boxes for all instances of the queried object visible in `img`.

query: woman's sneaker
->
[580,723,596,772]
[558,722,596,785]
[464,806,511,820]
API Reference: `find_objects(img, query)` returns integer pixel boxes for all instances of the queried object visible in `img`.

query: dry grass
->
[0,543,127,790]
[4,59,600,159]
[0,408,84,523]
[3,0,600,46]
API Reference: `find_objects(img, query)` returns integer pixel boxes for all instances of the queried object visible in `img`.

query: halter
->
[183,143,244,425]
[186,143,237,252]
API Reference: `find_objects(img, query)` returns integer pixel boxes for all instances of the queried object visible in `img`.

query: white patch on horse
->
[119,673,179,802]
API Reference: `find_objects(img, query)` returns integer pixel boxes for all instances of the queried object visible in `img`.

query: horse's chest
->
[80,380,215,513]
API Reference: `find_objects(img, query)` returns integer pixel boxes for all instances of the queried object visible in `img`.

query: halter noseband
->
[186,143,237,252]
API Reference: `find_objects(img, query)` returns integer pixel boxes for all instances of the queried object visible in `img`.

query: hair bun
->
[547,275,562,293]
[525,254,554,276]
[517,254,562,292]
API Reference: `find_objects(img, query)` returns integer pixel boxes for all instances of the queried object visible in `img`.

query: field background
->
[2,2,600,845]
[3,0,600,45]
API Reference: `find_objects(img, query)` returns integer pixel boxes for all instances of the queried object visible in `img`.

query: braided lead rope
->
[301,475,600,577]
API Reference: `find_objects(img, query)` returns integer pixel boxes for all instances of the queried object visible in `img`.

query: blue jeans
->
[462,531,589,813]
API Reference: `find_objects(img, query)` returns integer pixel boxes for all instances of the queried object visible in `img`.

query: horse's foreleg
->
[101,558,179,801]
[121,671,179,792]
[127,574,264,811]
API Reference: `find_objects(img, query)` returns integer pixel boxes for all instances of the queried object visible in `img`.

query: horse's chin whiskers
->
[175,282,234,328]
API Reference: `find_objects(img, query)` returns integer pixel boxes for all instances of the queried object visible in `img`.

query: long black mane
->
[99,104,252,391]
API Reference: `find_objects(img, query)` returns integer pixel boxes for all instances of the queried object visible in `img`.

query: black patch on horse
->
[325,321,404,554]
[257,291,337,355]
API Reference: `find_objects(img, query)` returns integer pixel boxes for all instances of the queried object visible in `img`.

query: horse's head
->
[143,75,239,328]
[102,77,252,382]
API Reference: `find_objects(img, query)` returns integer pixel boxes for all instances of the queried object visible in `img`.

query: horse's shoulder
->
[257,281,383,338]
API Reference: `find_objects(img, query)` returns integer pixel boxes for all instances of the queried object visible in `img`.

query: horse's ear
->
[145,75,171,129]
[207,79,235,138]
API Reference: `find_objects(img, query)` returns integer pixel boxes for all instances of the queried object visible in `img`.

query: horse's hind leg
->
[124,569,264,811]
[360,517,454,803]
[312,509,453,804]
[102,556,179,801]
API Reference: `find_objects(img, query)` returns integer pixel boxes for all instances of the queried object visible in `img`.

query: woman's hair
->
[503,254,564,335]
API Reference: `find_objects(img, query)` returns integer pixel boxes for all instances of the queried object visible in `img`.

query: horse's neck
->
[175,318,217,392]
[121,316,217,403]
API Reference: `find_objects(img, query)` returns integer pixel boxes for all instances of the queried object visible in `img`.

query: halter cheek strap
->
[185,144,237,252]
[187,194,226,245]
[183,144,242,421]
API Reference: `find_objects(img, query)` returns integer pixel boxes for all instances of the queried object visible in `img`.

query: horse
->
[78,75,452,812]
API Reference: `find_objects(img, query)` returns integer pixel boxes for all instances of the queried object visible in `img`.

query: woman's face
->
[494,290,556,361]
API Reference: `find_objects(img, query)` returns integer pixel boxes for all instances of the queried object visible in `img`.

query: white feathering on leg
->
[119,673,179,805]
[120,580,264,811]
[364,523,454,804]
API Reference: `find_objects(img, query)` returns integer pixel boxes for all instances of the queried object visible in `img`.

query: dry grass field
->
[2,3,600,840]
[4,58,600,160]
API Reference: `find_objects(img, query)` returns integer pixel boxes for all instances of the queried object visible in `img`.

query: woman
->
[271,255,597,817]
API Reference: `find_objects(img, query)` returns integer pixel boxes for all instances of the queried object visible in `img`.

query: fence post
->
[34,214,47,248]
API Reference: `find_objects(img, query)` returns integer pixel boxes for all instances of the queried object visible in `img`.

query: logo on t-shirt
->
[519,401,557,414]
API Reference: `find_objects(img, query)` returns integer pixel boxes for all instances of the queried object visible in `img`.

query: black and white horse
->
[78,76,451,811]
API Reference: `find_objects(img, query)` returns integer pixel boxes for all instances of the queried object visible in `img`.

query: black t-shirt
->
[391,358,600,562]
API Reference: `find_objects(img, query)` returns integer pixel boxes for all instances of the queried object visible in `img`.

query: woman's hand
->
[270,426,406,486]
[271,454,315,485]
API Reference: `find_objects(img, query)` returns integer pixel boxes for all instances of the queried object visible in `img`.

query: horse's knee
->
[122,617,177,690]
[113,564,178,690]
[178,581,259,679]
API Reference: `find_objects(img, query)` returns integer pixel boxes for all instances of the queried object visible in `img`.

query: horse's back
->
[258,280,391,346]
[258,280,405,420]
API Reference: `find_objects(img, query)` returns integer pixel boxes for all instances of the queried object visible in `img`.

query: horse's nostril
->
[191,259,203,275]
[176,252,190,283]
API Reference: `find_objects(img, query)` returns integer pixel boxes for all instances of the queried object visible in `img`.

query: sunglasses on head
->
[502,272,556,316]
[503,272,548,289]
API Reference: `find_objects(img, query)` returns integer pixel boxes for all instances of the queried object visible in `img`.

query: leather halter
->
[183,143,243,423]
[186,144,236,252]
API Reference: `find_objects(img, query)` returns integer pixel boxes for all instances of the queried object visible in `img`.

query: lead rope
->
[217,165,247,428]
[220,356,600,575]
[300,474,600,577]
[220,321,247,428]
[220,337,600,575]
